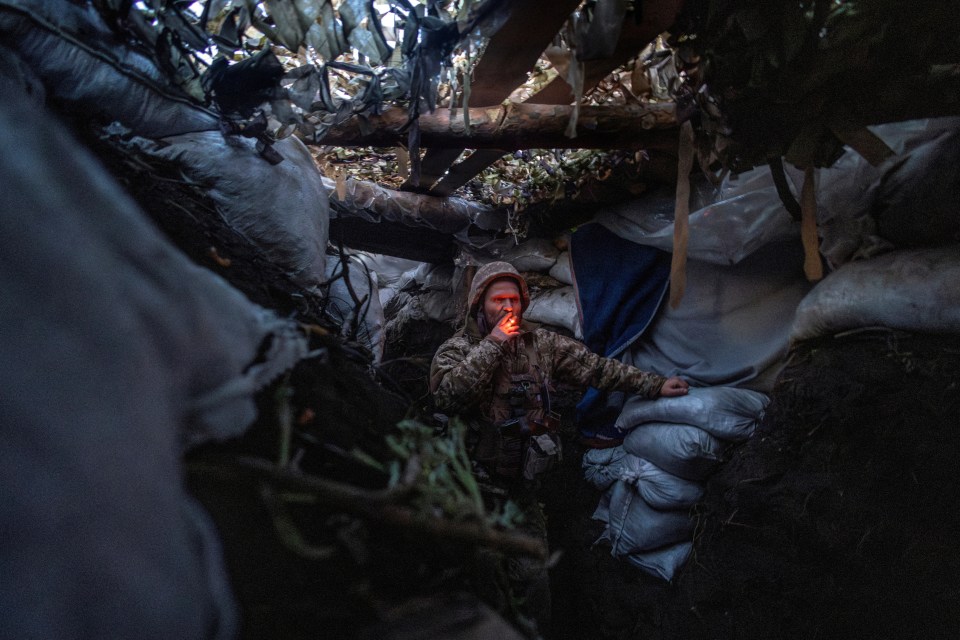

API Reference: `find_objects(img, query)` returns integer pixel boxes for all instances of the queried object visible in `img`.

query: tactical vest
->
[474,333,562,480]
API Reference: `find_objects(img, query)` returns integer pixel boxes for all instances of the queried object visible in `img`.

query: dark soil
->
[542,330,960,640]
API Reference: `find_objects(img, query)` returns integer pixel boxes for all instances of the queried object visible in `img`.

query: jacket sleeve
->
[542,331,667,398]
[429,336,506,413]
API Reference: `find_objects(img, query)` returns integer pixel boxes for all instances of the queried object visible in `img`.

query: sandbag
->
[549,250,574,285]
[615,386,769,442]
[0,0,218,138]
[139,131,330,290]
[525,286,583,338]
[623,424,724,481]
[582,446,630,491]
[620,454,705,510]
[790,245,960,342]
[603,480,692,555]
[500,237,560,272]
[1,81,318,640]
[623,541,693,582]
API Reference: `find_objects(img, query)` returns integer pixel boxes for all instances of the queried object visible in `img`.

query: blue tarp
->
[569,223,670,440]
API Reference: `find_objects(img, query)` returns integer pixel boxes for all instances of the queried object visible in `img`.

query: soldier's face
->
[483,279,522,328]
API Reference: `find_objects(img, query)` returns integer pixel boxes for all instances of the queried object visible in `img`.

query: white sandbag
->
[139,131,330,290]
[525,286,583,338]
[549,251,574,284]
[624,541,693,582]
[604,480,692,555]
[354,252,423,289]
[620,454,705,510]
[615,386,769,442]
[623,424,724,481]
[582,446,630,491]
[1,84,319,639]
[324,252,386,362]
[790,245,960,341]
[416,262,457,292]
[501,237,560,272]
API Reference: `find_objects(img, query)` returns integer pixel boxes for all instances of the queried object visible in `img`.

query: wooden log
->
[313,103,678,149]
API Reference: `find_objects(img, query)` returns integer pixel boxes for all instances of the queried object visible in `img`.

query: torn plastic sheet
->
[0,0,219,138]
[594,166,800,266]
[596,118,960,269]
[326,175,507,242]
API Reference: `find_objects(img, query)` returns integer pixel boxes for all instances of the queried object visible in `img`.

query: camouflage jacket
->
[430,319,667,426]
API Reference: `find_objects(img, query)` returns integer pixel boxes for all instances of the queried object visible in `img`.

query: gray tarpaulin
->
[1,76,308,639]
[621,238,812,392]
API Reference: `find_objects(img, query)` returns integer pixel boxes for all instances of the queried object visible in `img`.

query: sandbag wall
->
[367,238,584,342]
[583,387,769,581]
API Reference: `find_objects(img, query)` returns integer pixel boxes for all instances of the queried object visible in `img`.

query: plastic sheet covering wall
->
[622,238,812,392]
[0,0,219,137]
[594,167,800,266]
[0,78,309,640]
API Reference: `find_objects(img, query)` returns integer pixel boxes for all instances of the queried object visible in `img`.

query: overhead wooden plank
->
[314,103,678,149]
[401,147,464,191]
[468,0,582,107]
[424,0,683,196]
[528,0,685,105]
[406,0,579,194]
[429,149,507,197]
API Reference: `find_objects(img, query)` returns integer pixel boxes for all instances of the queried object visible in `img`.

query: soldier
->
[429,261,688,636]
[430,260,688,482]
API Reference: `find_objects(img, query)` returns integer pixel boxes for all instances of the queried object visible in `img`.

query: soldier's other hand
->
[490,312,521,344]
[659,377,689,397]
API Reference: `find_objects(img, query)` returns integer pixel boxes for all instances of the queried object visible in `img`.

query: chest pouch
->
[485,336,563,480]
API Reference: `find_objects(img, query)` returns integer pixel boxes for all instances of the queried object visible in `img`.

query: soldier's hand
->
[490,312,521,344]
[659,377,689,397]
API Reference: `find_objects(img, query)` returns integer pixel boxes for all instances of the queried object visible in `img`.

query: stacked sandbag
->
[790,245,960,342]
[1,81,318,640]
[1,1,331,293]
[585,386,769,581]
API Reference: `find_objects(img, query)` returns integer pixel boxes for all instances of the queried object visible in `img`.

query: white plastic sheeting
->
[622,238,812,392]
[791,245,960,341]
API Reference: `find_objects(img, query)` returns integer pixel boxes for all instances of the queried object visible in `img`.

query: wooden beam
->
[429,149,508,197]
[408,0,580,194]
[468,0,582,107]
[528,0,686,105]
[401,147,464,191]
[313,103,678,149]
